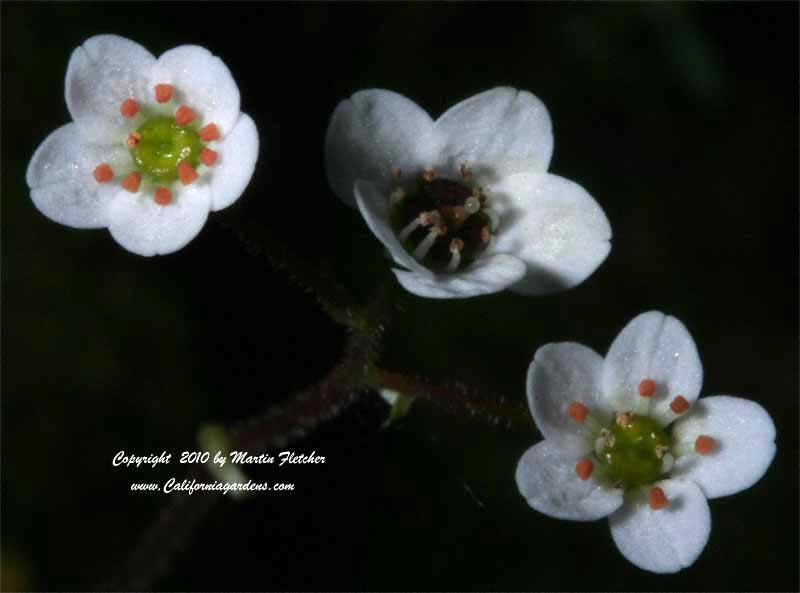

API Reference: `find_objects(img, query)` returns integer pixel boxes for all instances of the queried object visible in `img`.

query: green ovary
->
[597,415,670,489]
[130,116,202,182]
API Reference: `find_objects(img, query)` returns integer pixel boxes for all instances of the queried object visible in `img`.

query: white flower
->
[26,35,259,256]
[515,311,776,573]
[325,87,611,298]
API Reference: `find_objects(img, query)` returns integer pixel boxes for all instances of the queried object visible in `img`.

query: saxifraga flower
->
[325,87,611,298]
[27,35,258,256]
[516,311,776,573]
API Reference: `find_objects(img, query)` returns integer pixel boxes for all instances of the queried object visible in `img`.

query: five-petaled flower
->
[27,35,259,256]
[325,87,611,298]
[515,311,776,573]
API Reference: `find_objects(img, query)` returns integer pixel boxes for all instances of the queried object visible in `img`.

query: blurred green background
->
[2,2,797,591]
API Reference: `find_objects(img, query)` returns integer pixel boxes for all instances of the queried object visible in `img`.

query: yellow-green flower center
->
[597,415,670,489]
[130,116,202,183]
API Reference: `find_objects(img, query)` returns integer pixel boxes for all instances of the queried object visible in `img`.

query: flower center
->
[389,170,495,272]
[597,415,670,489]
[129,116,203,183]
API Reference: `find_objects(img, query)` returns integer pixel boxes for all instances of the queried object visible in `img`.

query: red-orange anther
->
[200,148,218,167]
[120,98,139,118]
[567,402,589,424]
[126,132,141,147]
[575,459,594,481]
[121,172,141,193]
[670,395,690,414]
[93,164,113,183]
[154,187,172,205]
[198,123,220,141]
[177,161,198,185]
[638,379,656,397]
[175,105,196,126]
[154,84,174,103]
[695,435,716,455]
[649,487,669,510]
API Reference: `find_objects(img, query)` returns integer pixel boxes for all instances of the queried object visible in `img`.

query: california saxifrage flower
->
[325,87,611,298]
[516,311,776,573]
[27,35,258,256]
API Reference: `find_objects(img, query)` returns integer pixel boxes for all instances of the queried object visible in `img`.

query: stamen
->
[418,210,441,227]
[199,123,220,142]
[464,196,481,215]
[200,148,218,167]
[413,226,445,260]
[594,428,615,455]
[177,161,198,185]
[120,98,139,119]
[175,105,197,126]
[694,435,716,455]
[480,226,491,244]
[459,163,472,179]
[154,84,174,103]
[661,453,674,473]
[447,239,464,272]
[93,164,113,183]
[638,379,656,397]
[616,411,635,427]
[670,395,690,414]
[121,172,141,193]
[126,132,141,148]
[422,169,435,182]
[575,459,594,481]
[567,402,589,424]
[154,187,172,205]
[399,217,422,242]
[649,487,669,510]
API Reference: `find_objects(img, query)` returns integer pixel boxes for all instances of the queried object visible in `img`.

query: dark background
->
[2,2,797,591]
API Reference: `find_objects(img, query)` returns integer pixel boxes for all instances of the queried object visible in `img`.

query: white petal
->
[107,185,211,256]
[609,479,711,573]
[27,123,131,228]
[601,312,703,422]
[527,343,612,453]
[152,45,241,136]
[66,35,156,144]
[671,396,776,499]
[435,87,553,183]
[354,180,433,278]
[208,113,258,211]
[393,254,526,299]
[515,440,623,521]
[486,172,611,295]
[325,89,439,207]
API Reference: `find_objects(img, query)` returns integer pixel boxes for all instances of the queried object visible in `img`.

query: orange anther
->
[154,187,172,205]
[93,163,113,183]
[649,487,669,510]
[481,226,491,244]
[126,132,141,147]
[198,123,220,142]
[575,459,594,481]
[120,98,139,118]
[670,395,690,414]
[638,379,656,397]
[695,435,716,455]
[177,161,198,185]
[121,172,141,193]
[175,105,196,126]
[200,148,218,167]
[567,402,589,424]
[154,84,174,103]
